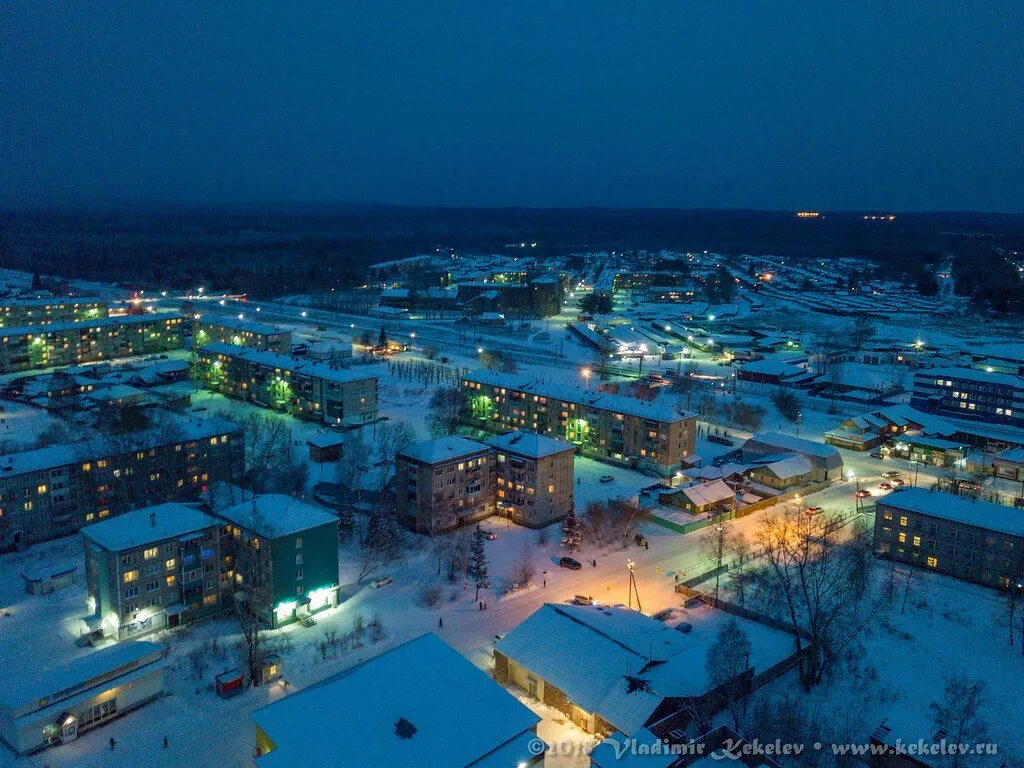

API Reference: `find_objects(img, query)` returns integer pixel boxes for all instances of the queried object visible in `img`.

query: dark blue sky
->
[2,2,1023,211]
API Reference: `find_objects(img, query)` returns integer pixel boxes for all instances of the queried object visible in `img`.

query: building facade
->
[82,503,223,641]
[461,370,695,476]
[196,343,378,426]
[487,431,575,528]
[194,315,292,353]
[874,488,1024,590]
[0,417,243,551]
[911,367,1024,430]
[0,313,185,373]
[0,297,109,328]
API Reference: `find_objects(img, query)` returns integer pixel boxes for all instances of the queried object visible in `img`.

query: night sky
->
[2,2,1022,211]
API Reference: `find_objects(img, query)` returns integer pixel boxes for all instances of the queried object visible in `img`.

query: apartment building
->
[196,343,378,426]
[911,367,1024,430]
[82,503,223,642]
[214,494,340,628]
[461,370,695,476]
[0,313,185,374]
[395,436,495,533]
[0,296,109,328]
[0,416,243,551]
[193,315,292,353]
[486,431,574,528]
[874,488,1024,590]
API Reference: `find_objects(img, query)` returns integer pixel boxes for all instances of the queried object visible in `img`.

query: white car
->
[599,475,615,484]
[371,576,392,588]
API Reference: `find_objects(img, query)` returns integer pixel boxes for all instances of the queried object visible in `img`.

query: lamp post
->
[627,559,641,612]
[582,367,592,391]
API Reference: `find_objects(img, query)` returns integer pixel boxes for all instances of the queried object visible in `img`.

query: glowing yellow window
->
[144,547,158,560]
[899,516,908,527]
[123,570,139,583]
[926,556,938,568]
[165,558,176,570]
[912,536,921,547]
[37,484,47,494]
[166,575,177,587]
[898,532,907,544]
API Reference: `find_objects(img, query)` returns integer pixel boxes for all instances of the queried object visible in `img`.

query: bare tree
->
[608,497,648,550]
[705,619,753,729]
[505,540,536,592]
[426,386,466,437]
[929,674,988,768]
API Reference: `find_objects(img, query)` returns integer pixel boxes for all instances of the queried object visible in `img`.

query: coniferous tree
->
[469,525,491,601]
[562,507,582,553]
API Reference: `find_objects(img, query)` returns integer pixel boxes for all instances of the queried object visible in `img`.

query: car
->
[559,556,583,570]
[634,533,648,547]
[891,478,906,487]
[371,576,392,588]
[571,595,594,606]
[804,506,824,516]
[878,482,893,490]
[882,471,903,479]
[599,475,615,484]
[855,489,872,498]
[869,451,884,459]
[479,529,498,541]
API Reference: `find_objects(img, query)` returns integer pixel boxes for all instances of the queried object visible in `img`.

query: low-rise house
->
[21,564,76,595]
[196,343,378,426]
[82,503,223,642]
[0,415,243,551]
[661,479,736,515]
[214,494,341,627]
[494,603,795,737]
[993,447,1024,482]
[194,315,292,353]
[0,641,165,755]
[307,433,344,463]
[874,488,1024,589]
[251,633,543,768]
[0,314,185,374]
[737,357,816,387]
[740,432,843,481]
[487,431,575,528]
[883,435,968,467]
[744,455,815,490]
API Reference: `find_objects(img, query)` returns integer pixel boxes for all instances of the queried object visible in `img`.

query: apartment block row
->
[0,313,185,374]
[0,296,109,328]
[395,431,575,533]
[0,416,243,551]
[193,315,293,353]
[82,493,340,642]
[196,343,378,426]
[911,367,1024,429]
[460,370,695,476]
[873,488,1024,590]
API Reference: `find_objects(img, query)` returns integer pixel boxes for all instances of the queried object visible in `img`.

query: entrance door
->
[60,715,79,743]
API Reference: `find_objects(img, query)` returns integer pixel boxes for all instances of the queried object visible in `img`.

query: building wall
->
[0,429,243,551]
[396,449,495,533]
[0,315,184,374]
[0,299,109,328]
[195,321,292,353]
[874,501,1024,590]
[911,371,1024,429]
[494,448,574,528]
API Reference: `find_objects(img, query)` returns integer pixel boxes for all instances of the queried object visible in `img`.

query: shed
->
[22,565,77,595]
[307,433,345,463]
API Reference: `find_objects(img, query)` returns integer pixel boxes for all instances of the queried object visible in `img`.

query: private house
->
[824,404,936,451]
[494,603,795,737]
[0,641,165,756]
[736,357,816,387]
[0,416,243,551]
[214,494,340,628]
[0,296,109,328]
[487,431,575,528]
[739,432,843,482]
[82,503,223,642]
[193,315,292,353]
[661,479,736,515]
[395,436,495,533]
[993,448,1024,482]
[883,435,968,468]
[873,489,1024,590]
[0,314,185,374]
[744,455,816,490]
[251,633,543,768]
[462,370,695,477]
[306,433,345,463]
[196,343,378,426]
[911,367,1024,430]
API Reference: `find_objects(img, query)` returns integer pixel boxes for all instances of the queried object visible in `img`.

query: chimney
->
[150,512,156,527]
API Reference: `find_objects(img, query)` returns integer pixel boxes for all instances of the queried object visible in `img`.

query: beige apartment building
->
[193,315,292,353]
[461,370,694,477]
[486,431,574,528]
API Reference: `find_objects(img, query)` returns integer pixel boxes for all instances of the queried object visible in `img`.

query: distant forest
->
[1,205,1022,312]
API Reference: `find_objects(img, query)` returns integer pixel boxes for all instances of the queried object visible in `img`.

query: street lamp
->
[581,367,592,390]
[626,559,641,611]
[477,347,484,355]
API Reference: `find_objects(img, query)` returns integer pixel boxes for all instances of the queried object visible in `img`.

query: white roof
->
[400,435,490,464]
[877,489,1024,538]
[743,432,842,468]
[0,312,182,338]
[215,494,337,538]
[486,430,575,459]
[196,314,287,336]
[681,479,736,507]
[754,455,814,479]
[82,503,218,551]
[251,634,539,768]
[921,366,1024,389]
[200,343,376,385]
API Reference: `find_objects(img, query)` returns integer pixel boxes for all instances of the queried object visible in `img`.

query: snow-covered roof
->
[495,603,794,736]
[995,447,1024,464]
[739,357,806,378]
[0,312,183,338]
[215,494,337,538]
[400,435,490,464]
[200,343,376,384]
[0,640,163,714]
[486,430,575,459]
[878,489,1024,538]
[680,479,736,507]
[1,295,106,308]
[82,503,218,551]
[251,633,539,768]
[196,314,288,335]
[751,455,814,479]
[920,366,1024,389]
[742,432,842,468]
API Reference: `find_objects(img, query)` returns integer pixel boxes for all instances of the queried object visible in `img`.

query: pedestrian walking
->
[109,737,116,751]
[163,736,169,750]
[438,616,443,628]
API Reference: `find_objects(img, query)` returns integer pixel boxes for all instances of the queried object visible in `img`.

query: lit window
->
[166,575,177,587]
[899,516,907,526]
[144,547,158,560]
[926,556,938,568]
[898,532,906,544]
[165,558,176,570]
[123,570,139,583]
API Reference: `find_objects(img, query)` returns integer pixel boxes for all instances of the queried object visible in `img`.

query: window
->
[898,532,906,544]
[165,558,176,570]
[144,547,158,560]
[912,536,921,547]
[296,554,303,565]
[37,484,47,494]
[926,556,938,568]
[123,570,139,584]
[899,516,908,527]
[295,536,303,550]
[203,594,217,606]
[165,575,177,587]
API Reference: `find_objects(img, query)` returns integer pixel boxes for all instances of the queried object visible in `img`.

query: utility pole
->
[627,559,642,612]
[796,411,803,437]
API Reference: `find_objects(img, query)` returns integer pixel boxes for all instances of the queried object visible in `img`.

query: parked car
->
[599,475,615,484]
[855,489,872,498]
[683,595,703,608]
[559,556,583,571]
[371,576,392,588]
[479,529,498,541]
[869,451,884,459]
[878,482,893,490]
[882,471,903,479]
[804,506,824,516]
[571,594,594,606]
[891,478,906,487]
